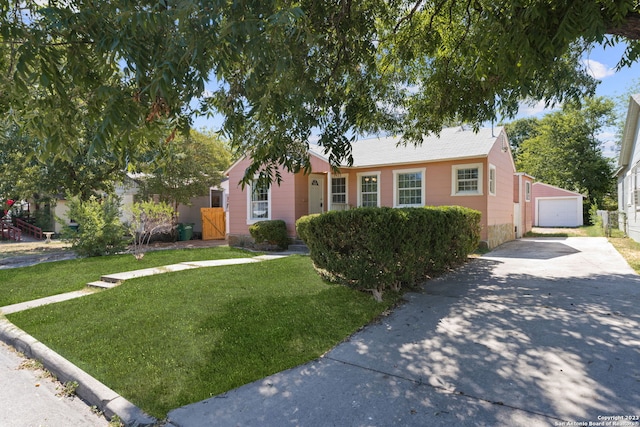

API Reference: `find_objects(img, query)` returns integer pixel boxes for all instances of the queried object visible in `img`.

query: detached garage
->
[532,183,584,227]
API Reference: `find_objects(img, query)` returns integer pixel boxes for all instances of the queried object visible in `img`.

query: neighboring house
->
[616,94,640,241]
[52,176,141,233]
[531,182,584,227]
[226,126,534,249]
[53,175,229,236]
[176,180,228,238]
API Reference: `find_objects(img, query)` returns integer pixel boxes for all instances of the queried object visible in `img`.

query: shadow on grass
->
[166,244,640,426]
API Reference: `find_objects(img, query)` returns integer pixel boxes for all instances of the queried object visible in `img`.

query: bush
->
[296,206,481,301]
[58,195,127,257]
[126,201,176,259]
[249,220,290,250]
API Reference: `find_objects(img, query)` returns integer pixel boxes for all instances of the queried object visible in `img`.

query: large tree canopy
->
[136,129,232,212]
[2,1,640,183]
[508,97,617,208]
[0,120,126,201]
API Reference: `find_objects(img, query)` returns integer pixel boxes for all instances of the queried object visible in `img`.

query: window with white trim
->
[452,163,483,196]
[393,168,425,207]
[331,176,347,204]
[358,173,380,207]
[525,181,531,202]
[248,180,270,222]
[488,164,496,196]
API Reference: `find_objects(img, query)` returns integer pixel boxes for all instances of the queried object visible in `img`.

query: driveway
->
[168,237,640,427]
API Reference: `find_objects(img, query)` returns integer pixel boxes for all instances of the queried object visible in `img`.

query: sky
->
[514,42,640,158]
[192,41,640,158]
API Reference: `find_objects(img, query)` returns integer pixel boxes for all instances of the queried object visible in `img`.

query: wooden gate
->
[201,208,226,240]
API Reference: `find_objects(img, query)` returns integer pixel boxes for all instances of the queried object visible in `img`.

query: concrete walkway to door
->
[167,237,640,427]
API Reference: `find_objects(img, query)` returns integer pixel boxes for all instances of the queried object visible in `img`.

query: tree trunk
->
[607,11,640,40]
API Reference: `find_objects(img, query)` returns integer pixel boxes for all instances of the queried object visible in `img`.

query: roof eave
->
[618,94,640,170]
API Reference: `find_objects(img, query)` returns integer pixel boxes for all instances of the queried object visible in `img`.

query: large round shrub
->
[296,206,481,300]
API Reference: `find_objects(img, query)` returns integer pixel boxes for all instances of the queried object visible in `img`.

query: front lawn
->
[6,256,398,419]
[0,246,252,307]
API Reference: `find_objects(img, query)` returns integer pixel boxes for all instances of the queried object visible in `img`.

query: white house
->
[615,94,640,241]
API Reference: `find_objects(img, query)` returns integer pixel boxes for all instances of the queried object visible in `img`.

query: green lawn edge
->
[7,256,400,419]
[0,246,254,307]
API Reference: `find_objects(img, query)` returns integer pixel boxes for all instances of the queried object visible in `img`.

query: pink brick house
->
[226,126,533,249]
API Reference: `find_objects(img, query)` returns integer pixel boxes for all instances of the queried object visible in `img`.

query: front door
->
[309,174,324,214]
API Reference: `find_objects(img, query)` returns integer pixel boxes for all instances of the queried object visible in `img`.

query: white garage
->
[533,183,584,227]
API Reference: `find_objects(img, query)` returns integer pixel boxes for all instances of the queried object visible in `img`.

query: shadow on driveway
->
[167,238,640,427]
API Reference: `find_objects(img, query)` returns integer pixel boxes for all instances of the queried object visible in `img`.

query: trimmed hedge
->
[296,206,481,300]
[249,219,290,250]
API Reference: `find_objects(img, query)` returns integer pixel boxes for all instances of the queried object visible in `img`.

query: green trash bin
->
[177,223,194,241]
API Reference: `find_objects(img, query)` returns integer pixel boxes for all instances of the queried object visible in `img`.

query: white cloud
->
[582,59,616,80]
[518,100,549,116]
[515,100,560,118]
[596,129,620,159]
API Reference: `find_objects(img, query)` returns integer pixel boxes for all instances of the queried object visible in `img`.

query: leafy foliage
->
[512,97,617,209]
[2,1,640,184]
[503,118,540,163]
[249,220,290,250]
[136,130,231,212]
[59,194,127,257]
[296,206,481,301]
[0,120,126,201]
[126,200,175,260]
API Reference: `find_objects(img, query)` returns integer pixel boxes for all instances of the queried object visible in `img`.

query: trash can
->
[177,223,194,241]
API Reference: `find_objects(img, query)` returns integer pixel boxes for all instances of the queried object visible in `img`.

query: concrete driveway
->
[168,237,640,427]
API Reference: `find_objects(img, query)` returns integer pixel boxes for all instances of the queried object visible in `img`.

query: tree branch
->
[606,11,640,40]
[393,0,424,33]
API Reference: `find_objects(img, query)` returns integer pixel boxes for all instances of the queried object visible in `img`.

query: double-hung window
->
[358,172,380,207]
[248,180,270,222]
[331,176,347,204]
[452,163,483,196]
[393,168,425,207]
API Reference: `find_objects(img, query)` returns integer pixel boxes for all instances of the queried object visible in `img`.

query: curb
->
[0,318,157,427]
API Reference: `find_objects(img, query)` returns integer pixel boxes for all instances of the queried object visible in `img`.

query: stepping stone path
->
[1,255,288,314]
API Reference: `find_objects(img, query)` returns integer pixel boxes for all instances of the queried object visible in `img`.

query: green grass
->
[609,234,640,274]
[0,246,253,306]
[7,256,399,419]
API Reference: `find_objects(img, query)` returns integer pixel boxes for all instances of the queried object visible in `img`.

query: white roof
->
[309,126,502,168]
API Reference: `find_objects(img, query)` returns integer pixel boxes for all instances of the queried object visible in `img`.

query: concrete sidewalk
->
[167,237,640,426]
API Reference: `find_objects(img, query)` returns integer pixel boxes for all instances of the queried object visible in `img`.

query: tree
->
[513,97,617,209]
[136,130,231,213]
[126,200,175,260]
[0,120,128,201]
[2,1,640,184]
[504,118,540,163]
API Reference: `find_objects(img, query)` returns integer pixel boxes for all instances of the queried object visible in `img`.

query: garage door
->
[538,198,580,227]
